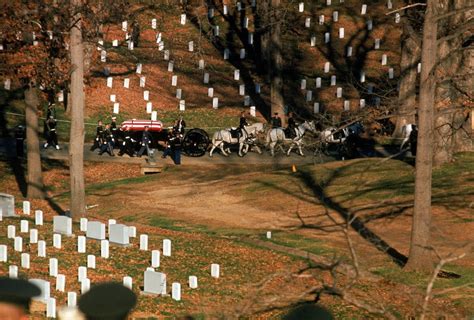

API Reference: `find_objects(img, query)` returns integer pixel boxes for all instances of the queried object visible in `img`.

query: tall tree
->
[24,83,45,199]
[269,0,285,126]
[69,0,86,218]
[405,0,437,272]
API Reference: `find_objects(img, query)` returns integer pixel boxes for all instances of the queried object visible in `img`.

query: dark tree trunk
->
[269,0,285,124]
[24,85,45,199]
[69,0,86,218]
[405,0,437,273]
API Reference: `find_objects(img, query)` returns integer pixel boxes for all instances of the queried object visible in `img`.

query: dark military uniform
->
[99,127,115,156]
[91,123,104,151]
[137,129,153,157]
[44,116,60,149]
[271,114,282,128]
[110,118,119,147]
[118,128,136,157]
[173,118,186,135]
[286,115,297,138]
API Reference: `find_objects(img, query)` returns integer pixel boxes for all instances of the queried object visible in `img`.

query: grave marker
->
[188,41,194,52]
[316,77,322,88]
[387,0,393,9]
[107,77,113,88]
[319,15,325,25]
[20,220,28,233]
[388,68,394,79]
[53,216,72,236]
[30,229,38,244]
[347,46,353,57]
[344,100,350,111]
[23,201,30,215]
[123,78,130,89]
[306,91,313,102]
[152,250,160,268]
[244,96,250,106]
[382,54,387,65]
[333,11,339,22]
[21,253,30,269]
[168,61,174,72]
[301,79,306,90]
[243,17,249,29]
[47,297,56,318]
[78,266,87,282]
[180,14,186,25]
[213,97,219,109]
[146,102,153,114]
[110,224,129,246]
[224,49,230,60]
[100,50,106,62]
[101,240,110,258]
[9,265,18,278]
[172,75,178,86]
[375,39,380,49]
[360,99,366,108]
[199,59,205,69]
[86,221,105,240]
[128,40,134,51]
[113,103,120,114]
[395,13,400,23]
[298,2,304,12]
[204,73,210,84]
[360,71,366,83]
[211,264,220,278]
[250,106,256,117]
[176,89,182,99]
[179,100,186,111]
[324,62,330,73]
[122,21,127,32]
[38,240,46,257]
[112,40,118,47]
[417,63,421,73]
[189,276,198,289]
[327,0,331,5]
[339,28,344,39]
[311,36,316,47]
[266,231,272,239]
[110,94,116,102]
[151,111,158,121]
[164,50,170,60]
[67,292,77,307]
[0,245,7,262]
[361,4,367,15]
[367,20,373,31]
[331,75,337,86]
[240,49,246,59]
[255,84,261,94]
[8,225,15,239]
[56,274,65,292]
[223,5,228,15]
[239,85,245,96]
[143,270,166,294]
[4,79,11,90]
[14,237,22,252]
[325,32,330,43]
[208,88,214,98]
[49,258,58,277]
[140,76,146,88]
[163,239,171,257]
[172,283,181,301]
[248,33,254,44]
[78,236,86,253]
[151,18,157,29]
[30,279,50,302]
[87,255,96,269]
[234,69,240,80]
[143,91,149,101]
[128,226,137,238]
[214,26,220,36]
[81,278,90,294]
[123,276,133,289]
[336,87,343,98]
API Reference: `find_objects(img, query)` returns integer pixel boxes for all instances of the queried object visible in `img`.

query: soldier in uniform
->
[285,112,297,138]
[78,282,136,320]
[118,126,136,157]
[44,115,60,150]
[90,120,104,151]
[137,126,152,157]
[0,277,41,319]
[110,116,119,147]
[238,111,249,138]
[173,116,186,135]
[98,124,115,156]
[271,112,282,128]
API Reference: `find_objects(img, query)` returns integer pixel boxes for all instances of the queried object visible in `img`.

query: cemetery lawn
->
[1,153,473,318]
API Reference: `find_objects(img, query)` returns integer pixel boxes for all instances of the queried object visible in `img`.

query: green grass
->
[263,232,339,258]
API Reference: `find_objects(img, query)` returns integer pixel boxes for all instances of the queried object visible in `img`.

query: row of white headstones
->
[0,200,221,318]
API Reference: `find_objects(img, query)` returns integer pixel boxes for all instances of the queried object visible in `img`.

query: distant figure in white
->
[209,123,265,157]
[400,123,417,151]
[266,120,316,156]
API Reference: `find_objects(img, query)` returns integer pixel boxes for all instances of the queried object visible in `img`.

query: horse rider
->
[98,124,115,156]
[44,115,60,150]
[285,112,297,139]
[173,116,186,135]
[118,126,136,157]
[91,120,104,151]
[271,112,282,128]
[238,111,249,139]
[137,126,153,157]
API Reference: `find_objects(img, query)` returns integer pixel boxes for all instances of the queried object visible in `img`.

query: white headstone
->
[30,279,50,302]
[107,77,113,88]
[151,250,160,268]
[188,41,194,52]
[316,77,322,88]
[172,283,181,301]
[21,253,30,269]
[151,18,157,29]
[7,225,15,239]
[20,220,28,233]
[301,79,306,90]
[136,63,142,74]
[324,62,330,73]
[248,33,254,44]
[211,264,220,278]
[122,21,127,31]
[234,69,240,80]
[123,276,133,289]
[375,39,380,49]
[305,18,311,28]
[86,221,105,240]
[14,237,22,252]
[140,235,148,251]
[143,90,149,101]
[23,201,30,215]
[179,100,186,111]
[87,255,96,269]
[244,96,250,106]
[417,63,422,73]
[56,274,65,292]
[168,61,174,72]
[163,239,171,257]
[189,276,198,289]
[331,75,337,86]
[298,2,304,12]
[49,258,58,277]
[180,14,186,25]
[243,16,249,28]
[204,73,210,84]
[389,68,394,79]
[110,94,116,102]
[344,100,350,111]
[123,78,130,89]
[29,229,38,244]
[140,76,146,88]
[53,233,61,249]
[250,106,256,117]
[387,0,393,9]
[58,91,64,102]
[314,102,320,114]
[310,36,316,47]
[78,266,87,282]
[208,88,214,97]
[9,265,18,278]
[360,99,366,108]
[176,88,182,99]
[4,79,11,90]
[327,0,331,5]
[38,240,46,257]
[212,97,219,109]
[128,226,137,238]
[53,216,72,236]
[172,75,178,86]
[128,40,134,51]
[147,102,153,114]
[361,4,367,14]
[33,210,43,225]
[255,84,261,93]
[239,84,245,96]
[306,90,313,102]
[0,245,7,262]
[367,20,373,31]
[101,240,109,258]
[81,278,90,294]
[113,103,120,114]
[158,41,164,51]
[224,48,230,60]
[333,11,339,21]
[395,13,401,23]
[112,39,118,47]
[347,46,353,57]
[223,4,228,14]
[100,50,106,62]
[143,270,166,294]
[382,54,387,65]
[339,28,344,39]
[67,292,77,307]
[151,111,158,121]
[266,231,272,239]
[164,50,170,60]
[110,224,129,245]
[325,32,330,43]
[198,59,205,69]
[46,297,56,318]
[319,15,325,25]
[77,236,86,253]
[336,87,343,98]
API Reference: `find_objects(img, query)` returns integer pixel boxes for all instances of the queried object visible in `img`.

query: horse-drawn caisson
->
[120,119,210,157]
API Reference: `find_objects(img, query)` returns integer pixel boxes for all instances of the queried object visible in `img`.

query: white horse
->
[266,121,316,156]
[209,123,265,157]
[400,123,417,151]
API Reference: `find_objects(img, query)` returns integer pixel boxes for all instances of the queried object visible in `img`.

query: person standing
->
[98,124,115,156]
[90,120,104,151]
[271,112,282,128]
[44,115,60,150]
[110,116,119,147]
[137,126,152,157]
[173,116,186,135]
[131,21,140,48]
[171,131,183,165]
[118,126,136,157]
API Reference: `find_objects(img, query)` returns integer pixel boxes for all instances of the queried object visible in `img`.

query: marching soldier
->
[137,126,152,157]
[98,124,115,156]
[90,120,104,151]
[44,115,60,150]
[110,116,119,146]
[118,126,136,157]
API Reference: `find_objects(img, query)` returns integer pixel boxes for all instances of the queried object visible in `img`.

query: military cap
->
[78,282,137,320]
[0,277,41,312]
[283,303,333,320]
[111,117,117,120]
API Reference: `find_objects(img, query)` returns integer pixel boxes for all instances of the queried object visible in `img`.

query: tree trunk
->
[405,0,437,273]
[24,85,45,199]
[269,0,285,125]
[69,0,86,218]
[393,23,420,139]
